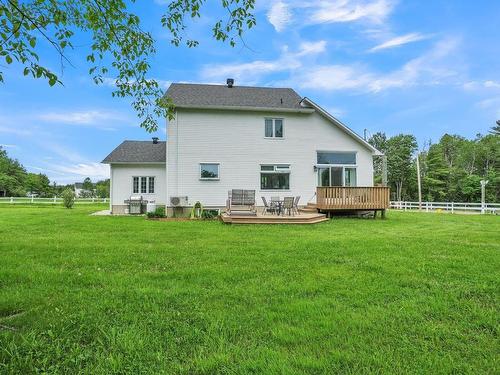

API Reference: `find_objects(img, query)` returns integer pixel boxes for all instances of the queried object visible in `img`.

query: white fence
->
[390,201,499,214]
[0,197,108,205]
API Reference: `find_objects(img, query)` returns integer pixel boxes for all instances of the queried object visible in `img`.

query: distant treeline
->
[0,146,109,198]
[369,124,499,202]
[1,125,498,202]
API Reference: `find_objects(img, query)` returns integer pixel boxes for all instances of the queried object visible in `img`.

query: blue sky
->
[1,0,499,184]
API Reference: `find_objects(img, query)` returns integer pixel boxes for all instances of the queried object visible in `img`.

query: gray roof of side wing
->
[165,83,304,110]
[101,140,166,163]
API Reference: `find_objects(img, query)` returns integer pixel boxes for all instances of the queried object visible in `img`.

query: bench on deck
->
[226,189,256,215]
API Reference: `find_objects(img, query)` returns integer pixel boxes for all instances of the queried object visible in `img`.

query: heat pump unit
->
[170,196,188,206]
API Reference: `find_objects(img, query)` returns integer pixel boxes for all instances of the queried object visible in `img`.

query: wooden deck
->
[220,211,328,224]
[316,187,390,211]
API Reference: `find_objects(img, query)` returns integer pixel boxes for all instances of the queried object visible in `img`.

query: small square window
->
[200,163,220,180]
[264,118,284,138]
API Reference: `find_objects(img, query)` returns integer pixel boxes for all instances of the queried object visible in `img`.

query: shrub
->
[201,209,219,220]
[61,188,75,209]
[147,206,166,219]
[154,206,165,217]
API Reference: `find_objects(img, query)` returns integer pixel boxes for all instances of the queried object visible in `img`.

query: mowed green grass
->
[0,205,498,374]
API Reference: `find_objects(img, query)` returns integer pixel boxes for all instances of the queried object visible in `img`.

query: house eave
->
[301,97,384,156]
[175,104,315,114]
[102,161,166,165]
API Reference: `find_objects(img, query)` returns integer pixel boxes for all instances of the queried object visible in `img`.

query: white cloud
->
[28,162,110,184]
[297,37,461,92]
[201,40,326,83]
[267,1,292,32]
[54,163,109,180]
[296,40,328,56]
[102,77,171,90]
[265,0,396,32]
[203,36,462,93]
[39,110,122,126]
[0,144,17,148]
[464,80,500,90]
[369,32,430,52]
[309,0,394,24]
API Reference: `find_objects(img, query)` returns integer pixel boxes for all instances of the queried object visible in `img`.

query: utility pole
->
[480,180,489,214]
[382,155,388,187]
[416,153,422,211]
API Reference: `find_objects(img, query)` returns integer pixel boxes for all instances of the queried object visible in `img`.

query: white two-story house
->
[102,80,383,215]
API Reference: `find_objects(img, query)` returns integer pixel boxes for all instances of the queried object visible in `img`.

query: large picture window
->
[132,176,155,194]
[316,151,357,187]
[260,164,290,190]
[200,163,220,180]
[264,118,283,138]
[317,151,356,165]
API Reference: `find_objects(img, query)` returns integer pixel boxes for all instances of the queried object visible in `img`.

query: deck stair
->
[221,212,328,224]
[299,203,318,213]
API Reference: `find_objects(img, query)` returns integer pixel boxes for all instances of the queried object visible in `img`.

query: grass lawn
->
[0,205,498,374]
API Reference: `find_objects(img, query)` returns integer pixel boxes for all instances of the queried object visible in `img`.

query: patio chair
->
[261,197,276,215]
[293,196,301,215]
[283,196,295,216]
[270,196,281,215]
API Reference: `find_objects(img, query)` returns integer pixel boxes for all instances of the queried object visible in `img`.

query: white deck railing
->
[0,197,108,204]
[390,201,499,214]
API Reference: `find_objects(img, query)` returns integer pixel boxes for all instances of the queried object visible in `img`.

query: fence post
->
[10,197,13,204]
[31,195,34,204]
[451,202,454,214]
[92,197,95,203]
[54,196,57,204]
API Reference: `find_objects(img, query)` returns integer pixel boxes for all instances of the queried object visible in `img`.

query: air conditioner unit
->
[170,196,188,206]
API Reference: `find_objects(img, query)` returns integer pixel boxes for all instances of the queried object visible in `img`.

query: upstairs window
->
[200,163,220,180]
[317,151,356,165]
[265,118,284,138]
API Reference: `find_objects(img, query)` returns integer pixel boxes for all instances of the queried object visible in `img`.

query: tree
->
[95,179,110,198]
[82,177,93,191]
[490,120,500,136]
[368,132,387,184]
[0,0,256,132]
[386,134,417,201]
[0,146,26,196]
[25,173,51,196]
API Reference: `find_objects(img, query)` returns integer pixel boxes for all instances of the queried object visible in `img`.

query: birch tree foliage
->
[0,0,256,132]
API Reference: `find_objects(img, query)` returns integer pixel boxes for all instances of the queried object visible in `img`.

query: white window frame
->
[316,150,357,165]
[316,165,358,187]
[199,162,220,181]
[260,164,291,191]
[132,176,156,194]
[264,118,284,139]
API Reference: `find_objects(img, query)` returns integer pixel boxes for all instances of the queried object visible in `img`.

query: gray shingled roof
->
[166,83,306,110]
[102,140,166,163]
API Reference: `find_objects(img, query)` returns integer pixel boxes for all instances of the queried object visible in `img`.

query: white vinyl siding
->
[110,164,166,207]
[167,109,374,206]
